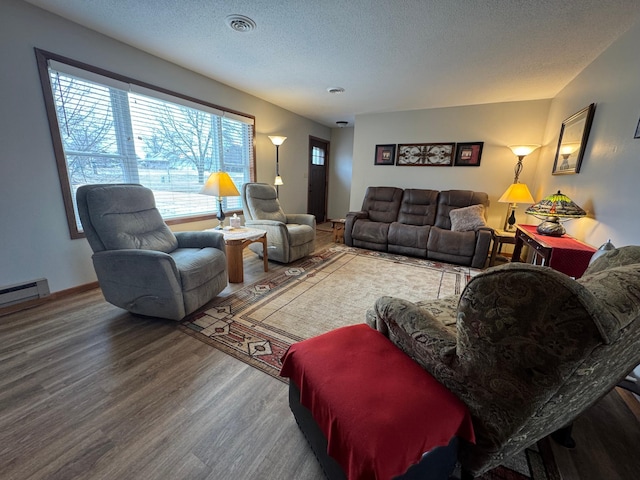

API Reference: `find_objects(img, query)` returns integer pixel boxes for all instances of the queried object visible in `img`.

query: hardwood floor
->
[1,226,638,480]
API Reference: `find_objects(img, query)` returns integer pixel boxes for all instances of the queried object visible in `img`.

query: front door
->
[307,136,329,222]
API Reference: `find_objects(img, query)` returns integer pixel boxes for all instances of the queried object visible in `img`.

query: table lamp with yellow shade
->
[200,171,240,229]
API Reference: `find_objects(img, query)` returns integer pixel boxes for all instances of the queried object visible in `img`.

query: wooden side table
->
[511,224,596,278]
[329,218,346,243]
[220,227,268,283]
[489,229,516,266]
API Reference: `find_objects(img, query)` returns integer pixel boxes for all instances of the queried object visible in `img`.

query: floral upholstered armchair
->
[367,246,640,478]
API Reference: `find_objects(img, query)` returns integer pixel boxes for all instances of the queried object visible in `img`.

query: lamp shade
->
[508,144,540,157]
[268,135,287,146]
[498,183,535,204]
[200,171,240,197]
[525,190,586,236]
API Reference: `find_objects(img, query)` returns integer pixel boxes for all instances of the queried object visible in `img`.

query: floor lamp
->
[498,145,540,230]
[268,135,286,197]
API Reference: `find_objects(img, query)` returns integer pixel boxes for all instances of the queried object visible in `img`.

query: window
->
[311,146,325,166]
[35,49,255,238]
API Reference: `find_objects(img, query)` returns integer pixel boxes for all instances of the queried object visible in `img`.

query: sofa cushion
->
[361,186,404,223]
[352,219,391,245]
[450,204,487,232]
[388,222,430,253]
[428,228,477,257]
[397,189,439,226]
[170,247,227,291]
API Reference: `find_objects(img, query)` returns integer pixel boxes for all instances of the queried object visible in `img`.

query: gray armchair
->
[241,183,315,263]
[77,184,227,320]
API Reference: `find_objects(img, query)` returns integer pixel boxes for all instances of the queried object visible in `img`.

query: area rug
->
[179,244,478,380]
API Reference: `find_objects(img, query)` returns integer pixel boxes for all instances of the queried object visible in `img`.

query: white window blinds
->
[42,53,255,234]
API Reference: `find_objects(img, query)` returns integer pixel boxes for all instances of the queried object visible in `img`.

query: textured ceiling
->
[23,0,640,127]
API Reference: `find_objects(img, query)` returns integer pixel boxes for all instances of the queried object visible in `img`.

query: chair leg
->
[551,422,576,448]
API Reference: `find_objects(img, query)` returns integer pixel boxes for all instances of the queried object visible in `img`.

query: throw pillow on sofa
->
[450,204,487,232]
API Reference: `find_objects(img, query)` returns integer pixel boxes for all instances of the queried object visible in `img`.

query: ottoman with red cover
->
[280,324,475,480]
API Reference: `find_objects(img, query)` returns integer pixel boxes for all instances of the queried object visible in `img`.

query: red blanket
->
[280,324,475,480]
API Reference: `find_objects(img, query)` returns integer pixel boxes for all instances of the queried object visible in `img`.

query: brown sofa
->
[345,187,492,268]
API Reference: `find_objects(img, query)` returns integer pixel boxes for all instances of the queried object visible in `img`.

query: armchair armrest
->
[286,213,316,228]
[245,219,286,227]
[344,211,369,246]
[470,227,494,269]
[175,230,226,253]
[244,219,291,250]
[92,249,185,320]
[92,249,181,286]
[369,295,458,366]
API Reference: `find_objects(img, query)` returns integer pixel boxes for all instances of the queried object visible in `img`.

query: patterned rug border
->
[179,245,477,382]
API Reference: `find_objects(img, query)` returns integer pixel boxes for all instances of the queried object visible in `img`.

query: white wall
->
[531,20,640,248]
[328,127,354,219]
[0,0,329,293]
[351,101,551,229]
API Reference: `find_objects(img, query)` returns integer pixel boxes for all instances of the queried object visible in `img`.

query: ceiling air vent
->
[327,87,345,94]
[226,15,256,33]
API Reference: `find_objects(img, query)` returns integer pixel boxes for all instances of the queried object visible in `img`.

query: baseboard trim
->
[0,281,100,317]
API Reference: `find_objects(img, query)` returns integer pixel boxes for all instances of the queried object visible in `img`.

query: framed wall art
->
[454,142,484,166]
[374,144,396,165]
[552,103,596,175]
[635,116,640,139]
[396,143,454,166]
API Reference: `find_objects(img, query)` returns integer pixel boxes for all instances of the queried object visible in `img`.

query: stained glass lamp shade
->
[525,190,586,236]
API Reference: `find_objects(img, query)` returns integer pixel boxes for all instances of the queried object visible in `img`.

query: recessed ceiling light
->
[327,87,345,94]
[226,15,256,32]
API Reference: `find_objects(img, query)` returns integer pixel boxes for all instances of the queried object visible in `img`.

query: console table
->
[511,224,596,278]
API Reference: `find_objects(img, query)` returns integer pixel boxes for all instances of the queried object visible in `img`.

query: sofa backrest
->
[397,189,439,226]
[77,184,178,253]
[361,186,403,223]
[434,190,489,229]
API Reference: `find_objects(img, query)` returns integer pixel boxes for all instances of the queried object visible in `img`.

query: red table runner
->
[519,224,596,278]
[280,324,475,480]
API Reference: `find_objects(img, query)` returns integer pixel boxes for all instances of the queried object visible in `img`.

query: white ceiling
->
[24,0,640,127]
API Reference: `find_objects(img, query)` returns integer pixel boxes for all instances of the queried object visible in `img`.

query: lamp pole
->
[275,144,280,197]
[268,135,286,198]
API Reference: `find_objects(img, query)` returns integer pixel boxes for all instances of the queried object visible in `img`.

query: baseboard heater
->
[0,278,50,308]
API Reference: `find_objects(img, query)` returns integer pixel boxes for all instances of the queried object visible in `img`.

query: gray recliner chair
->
[77,184,228,320]
[241,183,315,264]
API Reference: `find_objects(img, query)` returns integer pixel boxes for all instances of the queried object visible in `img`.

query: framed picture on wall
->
[635,116,640,138]
[552,103,596,175]
[454,142,484,166]
[396,143,455,166]
[374,144,396,165]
